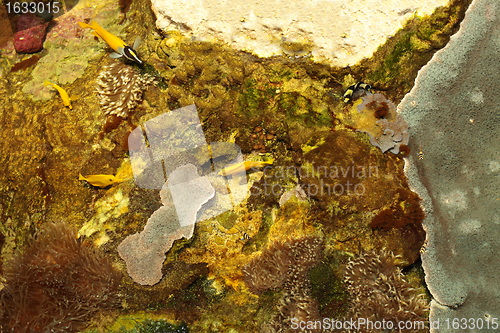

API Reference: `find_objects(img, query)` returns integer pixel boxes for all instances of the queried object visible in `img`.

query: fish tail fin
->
[78,21,92,29]
[43,80,53,87]
[133,37,141,49]
[79,174,85,181]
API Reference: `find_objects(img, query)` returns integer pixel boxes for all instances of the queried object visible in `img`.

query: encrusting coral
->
[344,250,428,332]
[243,236,323,332]
[0,222,121,333]
[354,93,409,154]
[96,62,156,118]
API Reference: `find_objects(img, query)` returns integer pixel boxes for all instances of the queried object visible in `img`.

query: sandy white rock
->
[151,0,448,66]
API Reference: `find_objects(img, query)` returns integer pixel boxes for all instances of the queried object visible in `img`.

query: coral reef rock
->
[151,0,448,67]
[344,250,428,332]
[0,222,121,333]
[96,62,156,118]
[279,184,308,207]
[14,14,49,53]
[118,164,215,285]
[398,0,500,328]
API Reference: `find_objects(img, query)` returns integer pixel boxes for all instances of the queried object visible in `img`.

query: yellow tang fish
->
[79,174,123,188]
[44,80,72,109]
[218,158,274,176]
[78,21,142,65]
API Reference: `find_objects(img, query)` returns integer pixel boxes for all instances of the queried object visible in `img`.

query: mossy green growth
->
[217,210,239,230]
[112,319,188,333]
[309,258,348,318]
[237,79,271,119]
[352,0,472,103]
[22,39,102,100]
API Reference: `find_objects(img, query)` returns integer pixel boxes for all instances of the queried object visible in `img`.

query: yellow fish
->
[79,174,123,188]
[78,21,142,65]
[218,159,274,176]
[44,80,72,109]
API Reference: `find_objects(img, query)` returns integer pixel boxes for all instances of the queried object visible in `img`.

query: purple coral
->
[369,115,410,154]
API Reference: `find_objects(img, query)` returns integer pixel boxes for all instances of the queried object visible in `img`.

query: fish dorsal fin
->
[78,21,91,29]
[90,21,101,29]
[91,31,100,38]
[133,37,141,49]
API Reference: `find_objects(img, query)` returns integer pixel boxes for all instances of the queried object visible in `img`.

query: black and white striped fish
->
[343,81,372,103]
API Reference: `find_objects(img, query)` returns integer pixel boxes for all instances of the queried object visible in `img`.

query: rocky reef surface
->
[399,0,500,330]
[0,0,473,331]
[150,0,449,67]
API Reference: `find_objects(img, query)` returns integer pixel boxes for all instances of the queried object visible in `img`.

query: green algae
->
[352,0,473,103]
[309,257,349,318]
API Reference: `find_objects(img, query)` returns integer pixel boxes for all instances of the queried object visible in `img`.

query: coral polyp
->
[0,222,121,333]
[344,250,429,332]
[96,63,156,118]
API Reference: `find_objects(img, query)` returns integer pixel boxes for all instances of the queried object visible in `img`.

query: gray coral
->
[96,63,155,118]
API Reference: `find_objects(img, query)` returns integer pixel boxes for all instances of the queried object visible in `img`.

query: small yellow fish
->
[78,21,142,65]
[79,174,123,188]
[218,159,274,176]
[44,80,72,109]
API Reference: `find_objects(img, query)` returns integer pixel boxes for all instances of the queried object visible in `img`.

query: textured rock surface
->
[151,0,449,66]
[398,0,500,329]
[13,14,49,53]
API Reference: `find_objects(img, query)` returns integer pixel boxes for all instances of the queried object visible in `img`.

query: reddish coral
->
[14,14,49,53]
[0,222,121,333]
[399,144,411,157]
[368,100,390,119]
